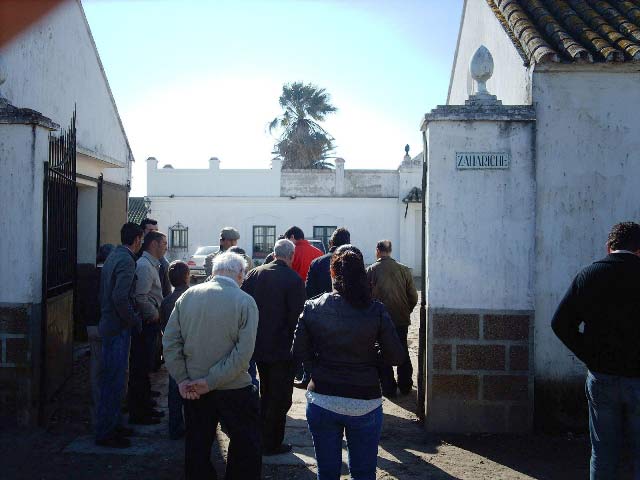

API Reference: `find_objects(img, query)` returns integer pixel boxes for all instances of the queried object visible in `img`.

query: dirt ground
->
[0,300,629,480]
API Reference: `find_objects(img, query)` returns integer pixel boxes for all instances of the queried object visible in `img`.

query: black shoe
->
[263,444,293,456]
[95,435,131,449]
[115,426,135,437]
[129,416,162,425]
[150,390,161,398]
[150,409,165,418]
[293,379,309,390]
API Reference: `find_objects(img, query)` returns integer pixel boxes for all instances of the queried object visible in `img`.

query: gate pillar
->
[420,47,536,433]
[0,92,58,426]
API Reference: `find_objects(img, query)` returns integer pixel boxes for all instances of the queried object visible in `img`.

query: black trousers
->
[128,323,158,418]
[380,325,413,394]
[256,360,295,451]
[184,386,261,480]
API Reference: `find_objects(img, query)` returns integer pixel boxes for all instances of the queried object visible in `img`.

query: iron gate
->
[41,111,77,411]
[45,111,77,297]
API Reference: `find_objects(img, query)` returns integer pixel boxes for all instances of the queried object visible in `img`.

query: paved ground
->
[1,298,632,479]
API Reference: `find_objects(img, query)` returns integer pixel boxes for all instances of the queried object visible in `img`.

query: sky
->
[82,0,464,196]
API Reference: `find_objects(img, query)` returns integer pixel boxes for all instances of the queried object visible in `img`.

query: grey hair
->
[274,239,295,259]
[212,252,247,278]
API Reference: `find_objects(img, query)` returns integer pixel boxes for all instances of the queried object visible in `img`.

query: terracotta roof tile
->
[128,197,148,225]
[487,0,640,63]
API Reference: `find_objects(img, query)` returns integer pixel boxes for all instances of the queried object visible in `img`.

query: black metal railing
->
[45,111,77,298]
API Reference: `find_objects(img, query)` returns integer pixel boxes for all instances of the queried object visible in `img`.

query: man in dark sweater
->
[242,239,306,456]
[552,222,640,480]
[305,227,350,299]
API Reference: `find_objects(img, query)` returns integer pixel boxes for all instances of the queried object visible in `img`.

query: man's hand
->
[178,380,200,400]
[189,378,211,396]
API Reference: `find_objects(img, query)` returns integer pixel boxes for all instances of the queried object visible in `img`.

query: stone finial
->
[466,45,501,106]
[470,45,493,94]
[209,157,220,170]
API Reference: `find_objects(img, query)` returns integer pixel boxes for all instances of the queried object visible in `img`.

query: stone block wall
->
[425,310,534,433]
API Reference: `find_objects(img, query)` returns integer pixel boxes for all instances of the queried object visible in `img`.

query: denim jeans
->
[95,328,130,441]
[307,403,382,480]
[168,376,184,437]
[586,370,640,480]
[128,323,158,418]
[248,360,260,389]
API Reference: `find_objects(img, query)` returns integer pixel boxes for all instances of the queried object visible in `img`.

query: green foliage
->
[269,82,337,169]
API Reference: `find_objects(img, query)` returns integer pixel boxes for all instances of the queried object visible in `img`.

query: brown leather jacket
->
[366,256,418,327]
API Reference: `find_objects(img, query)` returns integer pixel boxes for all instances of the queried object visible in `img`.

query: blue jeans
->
[586,370,640,480]
[248,360,260,389]
[168,376,184,437]
[306,403,382,480]
[95,329,130,441]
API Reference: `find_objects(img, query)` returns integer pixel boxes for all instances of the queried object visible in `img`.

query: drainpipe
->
[416,128,428,422]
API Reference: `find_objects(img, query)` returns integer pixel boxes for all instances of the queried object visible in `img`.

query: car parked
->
[308,239,327,254]
[187,246,219,277]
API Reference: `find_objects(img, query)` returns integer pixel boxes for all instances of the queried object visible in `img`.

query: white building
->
[0,0,132,425]
[144,155,423,269]
[420,0,640,432]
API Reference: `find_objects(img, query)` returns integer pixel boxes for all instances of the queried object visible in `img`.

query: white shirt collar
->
[611,250,636,255]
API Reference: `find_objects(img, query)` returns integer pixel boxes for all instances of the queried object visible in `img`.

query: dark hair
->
[97,244,115,263]
[330,244,371,309]
[284,226,304,240]
[168,260,190,287]
[329,227,350,249]
[376,239,392,254]
[140,218,158,230]
[607,222,640,252]
[228,246,246,255]
[121,222,144,246]
[142,231,166,251]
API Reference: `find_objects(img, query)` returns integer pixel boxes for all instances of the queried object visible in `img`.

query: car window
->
[194,246,219,255]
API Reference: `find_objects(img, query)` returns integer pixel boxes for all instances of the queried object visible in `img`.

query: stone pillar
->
[334,157,345,195]
[420,46,536,433]
[0,90,58,426]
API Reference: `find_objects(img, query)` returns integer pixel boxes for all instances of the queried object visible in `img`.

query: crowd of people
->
[92,221,418,480]
[91,217,640,480]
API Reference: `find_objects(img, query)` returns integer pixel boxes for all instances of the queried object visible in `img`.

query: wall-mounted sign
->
[456,152,510,170]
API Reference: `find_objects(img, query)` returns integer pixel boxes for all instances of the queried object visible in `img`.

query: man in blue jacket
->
[552,222,640,479]
[95,222,144,448]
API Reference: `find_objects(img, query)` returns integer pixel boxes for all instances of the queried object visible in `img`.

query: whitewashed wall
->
[147,196,420,269]
[0,124,49,304]
[447,0,530,105]
[425,120,536,310]
[532,66,640,381]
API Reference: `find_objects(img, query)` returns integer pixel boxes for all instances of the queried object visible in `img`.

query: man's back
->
[291,239,323,281]
[552,253,640,377]
[242,260,306,362]
[367,257,418,327]
[305,252,333,298]
[163,277,258,390]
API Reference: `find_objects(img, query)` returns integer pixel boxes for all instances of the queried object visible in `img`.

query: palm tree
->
[269,82,337,169]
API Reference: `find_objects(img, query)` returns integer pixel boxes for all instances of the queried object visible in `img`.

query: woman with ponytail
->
[292,244,404,480]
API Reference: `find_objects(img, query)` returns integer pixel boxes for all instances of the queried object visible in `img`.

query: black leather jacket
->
[292,293,404,399]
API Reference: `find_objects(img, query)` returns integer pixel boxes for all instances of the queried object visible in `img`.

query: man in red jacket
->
[285,226,323,282]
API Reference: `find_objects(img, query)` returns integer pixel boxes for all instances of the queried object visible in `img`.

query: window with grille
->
[253,225,276,259]
[313,226,336,251]
[169,222,189,249]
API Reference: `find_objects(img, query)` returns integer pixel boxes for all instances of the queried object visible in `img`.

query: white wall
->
[447,0,530,106]
[0,124,48,304]
[147,196,412,268]
[532,66,640,381]
[77,185,98,264]
[425,120,536,310]
[1,0,130,181]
